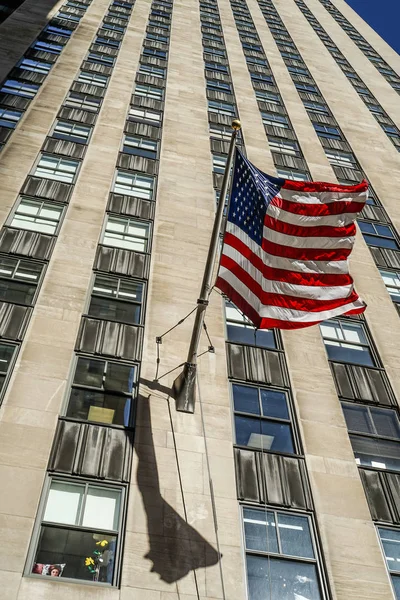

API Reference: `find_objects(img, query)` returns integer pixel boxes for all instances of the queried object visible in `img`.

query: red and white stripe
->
[216,179,368,329]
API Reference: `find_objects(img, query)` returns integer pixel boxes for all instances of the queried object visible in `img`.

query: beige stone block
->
[121,589,161,600]
[310,470,371,519]
[0,421,54,470]
[0,465,43,518]
[17,578,120,600]
[0,569,21,600]
[0,513,33,573]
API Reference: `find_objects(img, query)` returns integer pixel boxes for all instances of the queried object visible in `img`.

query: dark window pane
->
[0,279,36,304]
[67,388,131,425]
[233,384,260,415]
[350,435,400,472]
[0,343,15,374]
[371,408,400,438]
[235,416,294,453]
[88,296,141,324]
[106,362,136,394]
[73,357,104,388]
[324,341,375,366]
[33,526,116,583]
[227,323,276,348]
[392,575,400,599]
[244,508,278,553]
[379,528,400,574]
[342,404,374,434]
[277,513,314,559]
[260,389,289,420]
[246,555,322,600]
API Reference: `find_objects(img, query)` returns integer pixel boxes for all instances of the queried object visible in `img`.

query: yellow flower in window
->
[96,540,109,547]
[85,557,95,566]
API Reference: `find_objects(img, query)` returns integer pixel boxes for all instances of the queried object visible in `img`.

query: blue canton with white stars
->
[228,149,284,245]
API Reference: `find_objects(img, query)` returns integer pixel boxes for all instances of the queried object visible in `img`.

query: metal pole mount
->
[172,119,241,413]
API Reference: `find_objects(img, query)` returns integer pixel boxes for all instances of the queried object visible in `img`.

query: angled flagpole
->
[172,119,241,413]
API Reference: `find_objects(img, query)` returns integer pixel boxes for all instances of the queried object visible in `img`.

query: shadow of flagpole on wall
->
[135,380,220,583]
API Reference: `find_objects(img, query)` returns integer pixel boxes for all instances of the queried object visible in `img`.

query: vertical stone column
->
[123,0,246,598]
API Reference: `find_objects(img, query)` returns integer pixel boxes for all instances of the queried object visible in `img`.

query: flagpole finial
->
[232,119,241,131]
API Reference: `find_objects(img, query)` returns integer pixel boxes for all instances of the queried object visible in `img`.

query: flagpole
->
[172,119,241,413]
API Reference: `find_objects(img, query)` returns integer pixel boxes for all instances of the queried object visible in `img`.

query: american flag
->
[215,149,367,329]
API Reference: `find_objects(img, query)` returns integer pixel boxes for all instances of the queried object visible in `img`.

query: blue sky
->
[345,0,400,54]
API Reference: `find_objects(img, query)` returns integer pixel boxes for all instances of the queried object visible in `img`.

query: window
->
[77,71,108,88]
[319,319,375,367]
[0,107,22,129]
[87,52,115,66]
[33,155,79,183]
[134,83,163,100]
[138,64,165,78]
[143,47,167,59]
[128,106,161,125]
[88,274,143,325]
[313,123,341,139]
[206,79,232,93]
[9,198,63,235]
[146,32,169,43]
[57,10,81,21]
[342,402,400,472]
[64,91,101,112]
[113,171,155,199]
[44,24,73,38]
[0,342,17,399]
[212,154,227,174]
[287,66,309,76]
[102,216,150,252]
[209,123,235,142]
[380,270,400,304]
[30,479,123,584]
[358,222,400,250]
[1,79,39,98]
[32,40,63,54]
[378,528,400,599]
[262,112,289,129]
[122,135,157,159]
[276,168,308,181]
[324,149,358,169]
[244,508,323,600]
[66,357,136,425]
[205,61,228,73]
[295,83,318,93]
[0,256,42,305]
[208,100,235,116]
[95,36,120,48]
[255,90,280,104]
[233,384,295,453]
[268,136,300,157]
[18,58,52,74]
[303,100,329,115]
[52,121,91,144]
[225,301,276,348]
[251,73,273,84]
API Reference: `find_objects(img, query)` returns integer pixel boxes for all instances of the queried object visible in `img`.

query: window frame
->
[0,255,45,306]
[32,153,80,184]
[51,120,92,145]
[25,476,126,587]
[241,505,328,600]
[7,197,65,236]
[319,317,378,368]
[62,352,138,427]
[377,525,400,600]
[86,272,146,326]
[101,214,151,253]
[231,382,299,456]
[0,341,19,408]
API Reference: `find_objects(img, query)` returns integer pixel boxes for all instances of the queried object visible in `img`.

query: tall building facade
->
[0,0,399,598]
